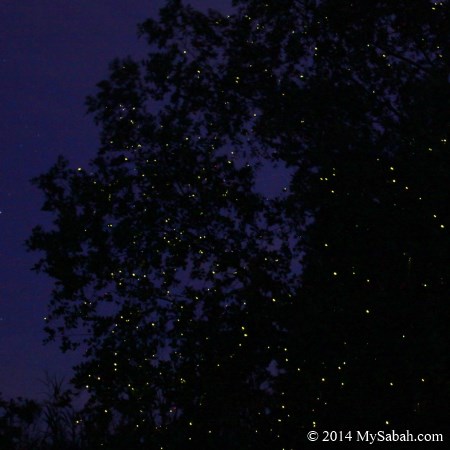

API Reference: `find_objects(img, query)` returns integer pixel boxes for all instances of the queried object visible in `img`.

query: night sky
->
[0,0,224,401]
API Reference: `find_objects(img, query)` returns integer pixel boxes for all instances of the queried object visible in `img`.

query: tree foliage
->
[0,376,85,450]
[28,0,450,447]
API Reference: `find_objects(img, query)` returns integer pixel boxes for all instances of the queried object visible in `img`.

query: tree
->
[0,376,85,450]
[28,0,450,447]
[0,394,41,449]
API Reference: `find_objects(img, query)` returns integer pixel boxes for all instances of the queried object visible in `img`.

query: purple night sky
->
[0,0,228,401]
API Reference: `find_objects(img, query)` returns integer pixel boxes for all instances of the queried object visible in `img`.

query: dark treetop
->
[23,0,450,448]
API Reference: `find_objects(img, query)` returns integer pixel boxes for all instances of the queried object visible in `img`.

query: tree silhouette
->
[28,0,449,447]
[0,377,85,450]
